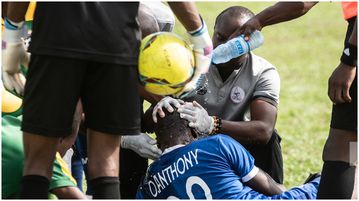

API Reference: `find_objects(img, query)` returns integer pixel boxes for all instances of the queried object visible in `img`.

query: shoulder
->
[50,153,77,189]
[198,134,239,147]
[250,53,278,76]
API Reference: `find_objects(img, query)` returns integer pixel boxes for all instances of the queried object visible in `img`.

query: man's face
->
[212,15,250,49]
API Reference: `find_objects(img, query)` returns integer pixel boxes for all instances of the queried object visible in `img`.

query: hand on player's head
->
[152,96,184,123]
[154,105,195,150]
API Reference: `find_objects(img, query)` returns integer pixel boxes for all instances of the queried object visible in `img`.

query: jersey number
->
[167,176,212,199]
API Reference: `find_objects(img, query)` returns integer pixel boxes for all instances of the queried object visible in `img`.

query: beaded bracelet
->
[210,116,222,135]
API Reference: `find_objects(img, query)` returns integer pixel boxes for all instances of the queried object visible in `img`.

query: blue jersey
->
[136,134,259,199]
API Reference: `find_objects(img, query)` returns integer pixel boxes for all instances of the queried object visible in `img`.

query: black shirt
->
[29,2,141,65]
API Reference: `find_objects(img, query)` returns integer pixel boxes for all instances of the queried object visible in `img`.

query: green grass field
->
[157,2,346,188]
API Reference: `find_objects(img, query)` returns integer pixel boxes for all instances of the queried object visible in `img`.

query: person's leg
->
[87,130,121,199]
[120,148,148,198]
[317,16,358,199]
[20,133,59,198]
[20,55,85,198]
[317,128,357,198]
[82,63,141,199]
[317,73,357,199]
[71,138,84,192]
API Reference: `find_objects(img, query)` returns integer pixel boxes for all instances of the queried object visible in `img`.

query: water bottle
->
[212,30,264,64]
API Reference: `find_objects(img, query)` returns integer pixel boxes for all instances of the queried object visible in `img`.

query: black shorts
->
[243,130,284,184]
[330,16,358,132]
[22,54,141,137]
[330,75,357,131]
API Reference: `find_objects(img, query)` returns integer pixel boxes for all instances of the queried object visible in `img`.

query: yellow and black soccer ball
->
[138,32,195,96]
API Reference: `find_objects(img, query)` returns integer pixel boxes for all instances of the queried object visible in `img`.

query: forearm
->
[256,2,317,28]
[51,186,87,199]
[349,19,357,45]
[246,169,286,196]
[138,84,164,104]
[6,2,29,22]
[167,2,202,31]
[2,2,8,18]
[220,120,274,145]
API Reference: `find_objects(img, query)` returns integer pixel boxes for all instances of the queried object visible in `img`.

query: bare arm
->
[231,2,318,39]
[51,186,87,199]
[6,2,29,22]
[167,2,202,31]
[2,2,8,18]
[328,18,357,104]
[245,168,286,195]
[349,19,357,45]
[221,99,277,145]
[138,85,164,105]
[254,2,317,28]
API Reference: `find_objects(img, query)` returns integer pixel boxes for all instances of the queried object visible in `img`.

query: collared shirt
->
[185,53,280,122]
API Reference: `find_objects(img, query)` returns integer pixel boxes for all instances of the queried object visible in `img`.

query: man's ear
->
[190,129,199,139]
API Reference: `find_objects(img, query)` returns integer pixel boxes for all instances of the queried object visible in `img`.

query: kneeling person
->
[2,89,86,199]
[137,109,319,199]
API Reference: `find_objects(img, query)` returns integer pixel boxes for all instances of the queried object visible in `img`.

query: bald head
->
[215,6,254,28]
[212,6,255,50]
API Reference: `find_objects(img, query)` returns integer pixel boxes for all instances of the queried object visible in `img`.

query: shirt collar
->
[162,144,185,155]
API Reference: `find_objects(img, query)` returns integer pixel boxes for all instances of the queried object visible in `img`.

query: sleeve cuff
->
[242,166,259,183]
[252,96,278,107]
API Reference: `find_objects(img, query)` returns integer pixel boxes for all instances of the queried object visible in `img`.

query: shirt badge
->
[230,86,245,104]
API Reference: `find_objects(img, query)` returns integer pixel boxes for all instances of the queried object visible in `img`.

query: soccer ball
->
[138,32,195,96]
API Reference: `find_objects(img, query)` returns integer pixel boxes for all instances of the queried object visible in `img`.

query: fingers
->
[150,146,162,156]
[152,106,163,123]
[2,73,15,92]
[142,144,161,160]
[228,28,241,40]
[242,27,257,40]
[22,52,31,68]
[342,84,352,103]
[334,87,345,104]
[170,98,184,108]
[328,81,336,104]
[15,73,25,95]
[180,113,197,122]
[152,97,185,123]
[328,81,350,104]
[3,73,24,95]
[144,145,161,160]
[180,102,196,110]
[163,101,174,112]
[188,122,196,128]
[177,107,196,116]
[192,101,204,109]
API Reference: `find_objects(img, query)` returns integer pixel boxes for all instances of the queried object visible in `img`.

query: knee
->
[88,155,119,178]
[322,129,357,162]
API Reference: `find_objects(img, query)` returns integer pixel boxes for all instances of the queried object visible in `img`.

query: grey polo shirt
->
[185,53,280,122]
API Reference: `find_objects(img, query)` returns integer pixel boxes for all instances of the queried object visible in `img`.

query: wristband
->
[340,43,357,67]
[4,18,24,30]
[209,116,222,135]
[188,15,205,36]
[187,16,212,57]
[3,18,25,43]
